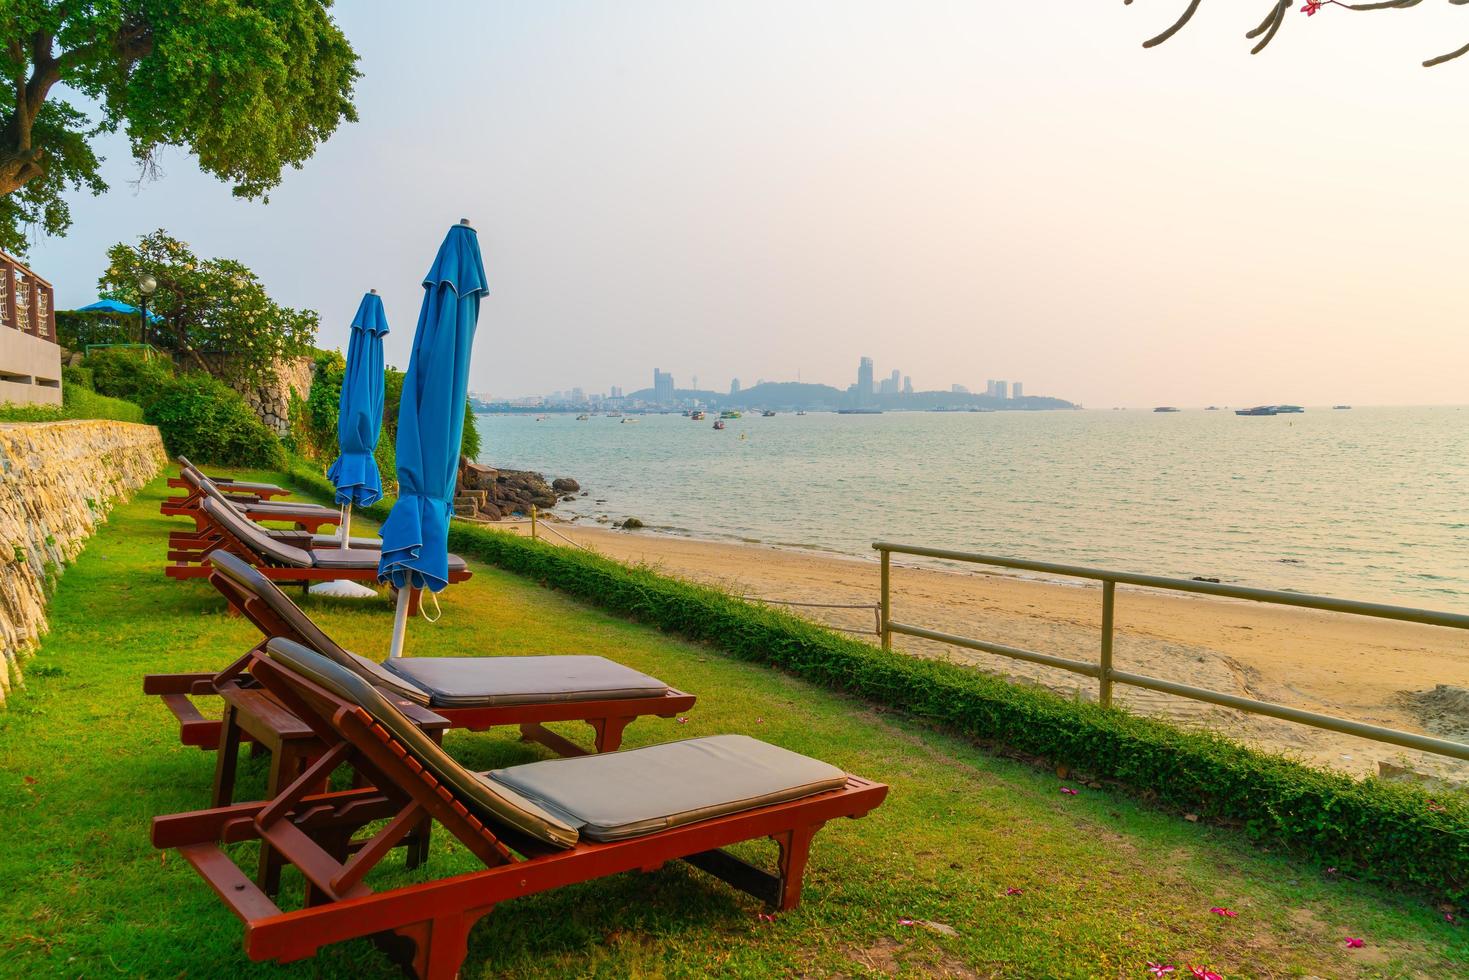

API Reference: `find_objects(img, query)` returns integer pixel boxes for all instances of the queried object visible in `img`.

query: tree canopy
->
[99,229,317,385]
[1128,0,1469,67]
[0,1,358,253]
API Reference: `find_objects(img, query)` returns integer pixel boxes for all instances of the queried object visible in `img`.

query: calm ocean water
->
[474,407,1469,611]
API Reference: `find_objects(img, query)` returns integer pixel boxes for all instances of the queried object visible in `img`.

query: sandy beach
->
[501,517,1469,783]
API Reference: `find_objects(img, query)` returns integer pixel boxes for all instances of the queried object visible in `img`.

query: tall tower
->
[858,357,874,398]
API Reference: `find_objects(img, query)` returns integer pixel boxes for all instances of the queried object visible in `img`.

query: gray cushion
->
[265,638,578,848]
[383,655,669,708]
[488,734,847,842]
[264,531,379,549]
[232,499,340,518]
[202,497,313,567]
[309,548,466,572]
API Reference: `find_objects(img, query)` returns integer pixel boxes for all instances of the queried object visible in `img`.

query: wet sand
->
[501,517,1469,783]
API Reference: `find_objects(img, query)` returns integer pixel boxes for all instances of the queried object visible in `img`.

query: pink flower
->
[1447,912,1459,925]
[1325,867,1338,875]
[1301,0,1324,15]
[897,917,917,926]
[1060,787,1079,796]
[1005,887,1023,896]
[756,912,776,923]
[1209,907,1237,918]
[1148,964,1177,977]
[676,717,688,724]
[1188,968,1224,980]
[1344,937,1364,948]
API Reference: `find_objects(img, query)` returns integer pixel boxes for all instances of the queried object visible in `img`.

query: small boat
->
[1275,404,1304,414]
[690,410,705,420]
[1153,407,1180,413]
[1333,405,1352,410]
[621,417,640,424]
[576,414,589,421]
[1235,406,1278,416]
[535,415,548,422]
[761,410,776,417]
[1204,406,1220,411]
[796,410,806,416]
[607,411,623,418]
[713,419,726,430]
[720,410,742,419]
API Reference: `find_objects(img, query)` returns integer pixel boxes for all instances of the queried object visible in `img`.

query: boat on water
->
[1153,407,1180,413]
[720,410,742,419]
[1204,406,1220,411]
[713,419,726,430]
[837,408,882,414]
[795,410,806,416]
[1235,406,1278,416]
[690,410,705,420]
[1275,404,1304,413]
[1333,405,1352,410]
[575,414,588,421]
[620,417,640,424]
[607,410,623,418]
[535,415,548,422]
[761,410,776,417]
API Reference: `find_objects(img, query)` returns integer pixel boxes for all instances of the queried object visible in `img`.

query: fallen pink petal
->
[1060,787,1079,796]
[1344,937,1364,948]
[1209,907,1238,918]
[676,717,688,724]
[1147,963,1177,977]
[756,912,776,923]
[1188,967,1224,980]
[1005,887,1023,896]
[897,917,917,927]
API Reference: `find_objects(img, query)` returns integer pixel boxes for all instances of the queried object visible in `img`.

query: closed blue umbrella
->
[326,290,390,521]
[379,220,487,655]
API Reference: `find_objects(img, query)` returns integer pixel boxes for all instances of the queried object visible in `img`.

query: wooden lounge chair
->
[152,638,888,979]
[147,550,694,772]
[165,497,469,593]
[166,456,294,500]
[168,476,377,553]
[163,466,344,533]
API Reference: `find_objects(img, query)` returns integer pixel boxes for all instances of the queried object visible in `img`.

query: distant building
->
[571,387,585,402]
[1012,382,1023,399]
[857,357,874,403]
[951,383,969,394]
[0,251,60,406]
[730,378,740,395]
[995,380,1008,400]
[889,369,901,390]
[653,368,675,404]
[692,375,698,391]
[878,375,898,395]
[610,385,623,399]
[903,375,913,395]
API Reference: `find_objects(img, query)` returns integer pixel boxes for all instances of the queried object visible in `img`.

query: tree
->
[99,229,317,385]
[1128,0,1469,67]
[0,1,358,253]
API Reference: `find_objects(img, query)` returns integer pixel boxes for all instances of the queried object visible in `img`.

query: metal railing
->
[874,541,1469,763]
[748,596,883,636]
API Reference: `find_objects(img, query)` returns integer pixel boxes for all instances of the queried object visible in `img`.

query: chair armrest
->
[395,699,451,733]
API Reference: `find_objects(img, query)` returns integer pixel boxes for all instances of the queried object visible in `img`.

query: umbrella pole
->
[388,585,412,659]
[339,503,353,545]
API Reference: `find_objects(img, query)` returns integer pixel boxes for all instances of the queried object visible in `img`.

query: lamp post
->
[137,274,157,348]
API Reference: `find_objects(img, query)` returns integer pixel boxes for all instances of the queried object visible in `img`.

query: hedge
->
[0,385,146,424]
[284,459,1469,904]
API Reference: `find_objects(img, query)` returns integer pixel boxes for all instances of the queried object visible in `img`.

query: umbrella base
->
[309,579,379,600]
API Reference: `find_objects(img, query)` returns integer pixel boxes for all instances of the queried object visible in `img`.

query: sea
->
[473,406,1469,612]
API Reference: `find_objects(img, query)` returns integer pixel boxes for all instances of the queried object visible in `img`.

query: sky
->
[25,1,1469,408]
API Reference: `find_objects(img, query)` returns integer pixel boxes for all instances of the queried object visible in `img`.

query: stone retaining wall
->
[0,420,166,704]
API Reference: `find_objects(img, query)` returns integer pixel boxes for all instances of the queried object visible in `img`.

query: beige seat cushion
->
[265,638,578,848]
[487,734,847,842]
[384,655,668,708]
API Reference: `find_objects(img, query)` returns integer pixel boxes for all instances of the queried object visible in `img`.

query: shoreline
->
[496,515,1469,783]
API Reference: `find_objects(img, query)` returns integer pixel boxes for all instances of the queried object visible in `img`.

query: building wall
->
[0,420,166,705]
[0,328,62,406]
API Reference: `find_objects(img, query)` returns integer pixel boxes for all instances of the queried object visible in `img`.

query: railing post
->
[879,548,891,649]
[530,505,538,541]
[1099,580,1115,708]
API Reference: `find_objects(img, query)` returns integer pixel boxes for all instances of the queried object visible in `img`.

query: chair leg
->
[774,822,823,911]
[257,746,291,896]
[398,906,493,980]
[211,703,242,808]
[590,715,634,753]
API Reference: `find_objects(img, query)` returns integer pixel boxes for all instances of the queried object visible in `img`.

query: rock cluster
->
[455,460,576,521]
[226,355,315,436]
[0,421,166,705]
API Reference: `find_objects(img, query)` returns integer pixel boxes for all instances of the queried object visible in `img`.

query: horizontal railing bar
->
[1109,668,1469,762]
[753,598,880,610]
[873,542,1469,631]
[887,621,1102,678]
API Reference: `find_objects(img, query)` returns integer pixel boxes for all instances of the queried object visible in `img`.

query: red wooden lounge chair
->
[166,456,294,500]
[167,477,377,553]
[165,497,469,594]
[152,638,888,979]
[147,551,695,778]
[163,466,344,533]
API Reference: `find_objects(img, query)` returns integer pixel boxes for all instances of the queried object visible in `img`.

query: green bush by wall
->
[282,457,1469,905]
[148,374,285,468]
[83,349,176,406]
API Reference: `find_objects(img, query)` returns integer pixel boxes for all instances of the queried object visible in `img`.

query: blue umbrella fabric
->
[325,291,390,507]
[378,222,487,594]
[79,299,162,322]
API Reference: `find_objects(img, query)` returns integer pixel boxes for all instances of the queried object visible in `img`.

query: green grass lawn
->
[0,470,1463,978]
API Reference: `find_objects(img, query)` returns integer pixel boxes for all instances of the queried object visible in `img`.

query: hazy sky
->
[26,2,1469,407]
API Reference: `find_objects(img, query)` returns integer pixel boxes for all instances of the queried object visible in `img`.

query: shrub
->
[83,348,175,406]
[280,453,1469,906]
[146,373,285,468]
[54,309,136,350]
[0,385,145,424]
[61,364,94,391]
